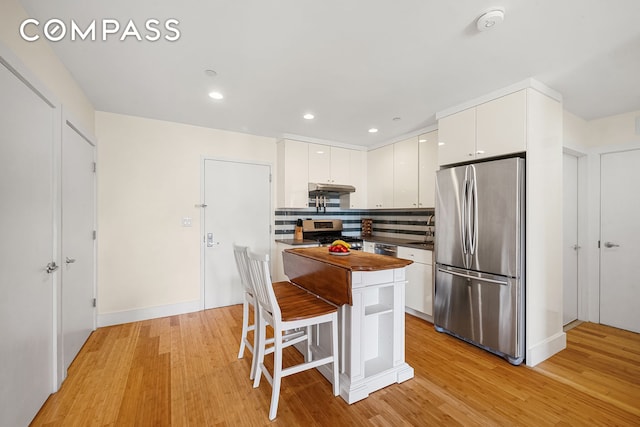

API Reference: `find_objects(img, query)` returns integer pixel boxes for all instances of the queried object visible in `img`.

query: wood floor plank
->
[30,308,640,426]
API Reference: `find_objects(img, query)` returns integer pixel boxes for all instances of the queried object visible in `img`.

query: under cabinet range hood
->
[308,182,356,195]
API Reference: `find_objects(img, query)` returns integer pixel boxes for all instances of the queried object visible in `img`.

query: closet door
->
[0,59,57,426]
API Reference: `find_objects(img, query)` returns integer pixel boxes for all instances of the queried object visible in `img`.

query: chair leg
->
[269,332,283,420]
[253,314,266,389]
[238,298,249,359]
[331,315,340,396]
[249,302,259,380]
[306,325,313,362]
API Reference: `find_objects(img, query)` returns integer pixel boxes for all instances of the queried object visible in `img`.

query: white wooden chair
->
[247,251,340,420]
[233,244,308,381]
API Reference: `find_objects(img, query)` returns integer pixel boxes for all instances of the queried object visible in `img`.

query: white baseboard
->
[97,300,202,327]
[526,331,567,367]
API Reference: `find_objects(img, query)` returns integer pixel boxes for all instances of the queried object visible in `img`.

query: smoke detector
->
[477,9,505,32]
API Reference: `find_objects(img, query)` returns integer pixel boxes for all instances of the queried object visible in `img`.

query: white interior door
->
[61,122,96,376]
[203,159,271,309]
[0,60,56,425]
[600,149,640,333]
[563,153,579,325]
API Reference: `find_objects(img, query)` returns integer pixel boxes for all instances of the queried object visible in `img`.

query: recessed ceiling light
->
[368,128,378,133]
[303,113,315,120]
[438,142,445,146]
[208,91,224,100]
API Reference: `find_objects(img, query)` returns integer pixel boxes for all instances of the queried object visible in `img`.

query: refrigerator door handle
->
[437,267,509,286]
[469,165,478,255]
[461,177,468,255]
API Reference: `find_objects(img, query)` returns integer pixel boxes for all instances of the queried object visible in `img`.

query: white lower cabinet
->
[397,246,433,317]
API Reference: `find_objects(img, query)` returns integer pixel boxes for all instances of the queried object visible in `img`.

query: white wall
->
[95,112,276,324]
[590,110,640,147]
[0,0,94,133]
[563,110,591,151]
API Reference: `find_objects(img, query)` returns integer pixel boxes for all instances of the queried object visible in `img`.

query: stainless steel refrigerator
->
[434,157,525,365]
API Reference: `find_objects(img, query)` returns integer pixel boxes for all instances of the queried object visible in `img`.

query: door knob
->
[206,233,220,247]
[604,241,620,248]
[46,262,58,274]
[572,244,581,251]
[65,257,76,264]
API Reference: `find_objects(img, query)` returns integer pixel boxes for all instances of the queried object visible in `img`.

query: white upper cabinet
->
[277,139,309,208]
[393,137,419,208]
[348,149,367,208]
[476,90,527,157]
[308,144,352,185]
[438,107,476,165]
[438,89,527,166]
[308,143,331,183]
[418,130,438,208]
[367,144,394,208]
[330,147,351,184]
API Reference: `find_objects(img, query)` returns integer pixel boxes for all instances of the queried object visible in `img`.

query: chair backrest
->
[247,251,281,320]
[233,244,253,294]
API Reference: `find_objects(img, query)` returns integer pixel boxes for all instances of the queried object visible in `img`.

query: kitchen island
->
[283,247,414,404]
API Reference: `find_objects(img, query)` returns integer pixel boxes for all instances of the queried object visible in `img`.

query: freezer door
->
[434,265,523,364]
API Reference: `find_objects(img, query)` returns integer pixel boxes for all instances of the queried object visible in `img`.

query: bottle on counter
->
[294,218,303,241]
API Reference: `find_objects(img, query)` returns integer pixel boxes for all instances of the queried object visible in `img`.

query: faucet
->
[425,215,435,242]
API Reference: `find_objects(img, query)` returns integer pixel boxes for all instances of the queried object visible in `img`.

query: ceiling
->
[18,0,640,147]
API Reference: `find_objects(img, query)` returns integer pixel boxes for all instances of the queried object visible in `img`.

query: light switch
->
[182,217,192,227]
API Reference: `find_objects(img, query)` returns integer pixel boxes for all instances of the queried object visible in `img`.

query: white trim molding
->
[526,331,567,367]
[97,299,202,327]
[436,78,563,120]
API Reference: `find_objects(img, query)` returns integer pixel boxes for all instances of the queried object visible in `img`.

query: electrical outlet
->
[182,217,192,227]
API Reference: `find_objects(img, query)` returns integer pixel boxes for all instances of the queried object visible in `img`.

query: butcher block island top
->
[282,246,415,404]
[284,247,413,271]
[283,247,412,306]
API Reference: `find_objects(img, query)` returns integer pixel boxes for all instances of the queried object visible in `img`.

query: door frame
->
[1,42,62,399]
[199,156,274,310]
[586,140,640,323]
[58,111,97,386]
[562,147,588,323]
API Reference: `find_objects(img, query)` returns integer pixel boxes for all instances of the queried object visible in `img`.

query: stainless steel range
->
[301,219,363,250]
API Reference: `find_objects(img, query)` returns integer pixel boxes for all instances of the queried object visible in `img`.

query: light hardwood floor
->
[32,307,640,426]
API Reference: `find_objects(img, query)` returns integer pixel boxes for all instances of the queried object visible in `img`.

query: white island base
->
[295,267,415,404]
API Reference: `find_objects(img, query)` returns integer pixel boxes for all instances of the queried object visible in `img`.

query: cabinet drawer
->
[397,247,432,265]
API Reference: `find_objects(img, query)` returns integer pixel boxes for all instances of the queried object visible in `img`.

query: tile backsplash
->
[275,196,435,241]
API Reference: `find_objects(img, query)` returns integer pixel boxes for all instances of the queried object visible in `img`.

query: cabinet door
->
[398,247,433,315]
[348,150,367,208]
[476,90,527,158]
[330,147,351,184]
[418,131,438,208]
[423,262,433,316]
[393,137,419,208]
[404,262,426,313]
[277,139,309,208]
[308,143,331,183]
[437,108,476,166]
[367,145,394,208]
